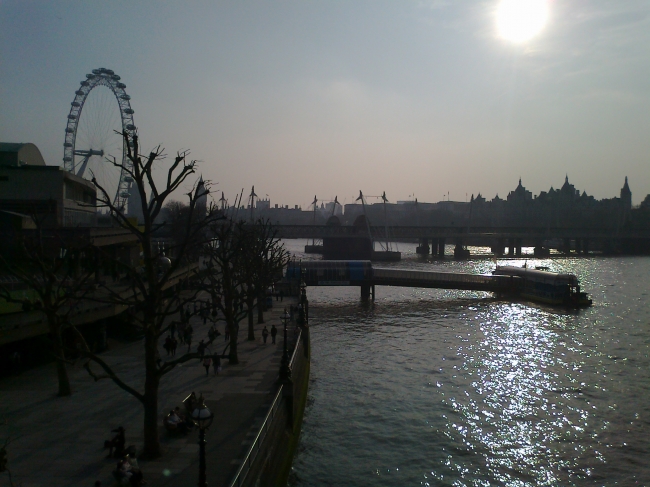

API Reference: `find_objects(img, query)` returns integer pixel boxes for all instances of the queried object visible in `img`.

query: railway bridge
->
[274,223,650,257]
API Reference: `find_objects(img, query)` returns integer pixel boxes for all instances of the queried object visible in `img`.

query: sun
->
[496,0,549,43]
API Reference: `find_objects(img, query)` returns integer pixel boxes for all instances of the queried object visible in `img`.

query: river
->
[284,240,650,486]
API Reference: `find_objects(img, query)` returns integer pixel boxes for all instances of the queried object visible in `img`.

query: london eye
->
[63,68,136,212]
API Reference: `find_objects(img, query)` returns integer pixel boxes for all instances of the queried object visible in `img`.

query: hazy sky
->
[2,1,649,207]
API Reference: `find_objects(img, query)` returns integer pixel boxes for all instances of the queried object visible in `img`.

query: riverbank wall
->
[228,325,310,487]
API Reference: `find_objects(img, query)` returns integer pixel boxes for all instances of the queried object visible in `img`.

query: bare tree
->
[240,220,289,336]
[202,218,250,363]
[201,217,287,357]
[75,130,220,459]
[0,222,94,397]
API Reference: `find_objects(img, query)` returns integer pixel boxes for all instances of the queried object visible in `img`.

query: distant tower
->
[620,176,632,211]
[196,175,208,218]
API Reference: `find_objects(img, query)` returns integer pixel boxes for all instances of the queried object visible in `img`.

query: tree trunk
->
[257,291,264,324]
[141,333,162,459]
[247,296,255,341]
[228,321,239,364]
[53,332,72,397]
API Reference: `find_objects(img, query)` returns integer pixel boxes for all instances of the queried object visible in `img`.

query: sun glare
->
[496,0,549,43]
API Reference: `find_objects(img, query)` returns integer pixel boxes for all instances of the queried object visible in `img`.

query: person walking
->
[212,353,221,375]
[202,356,212,376]
[262,326,269,344]
[197,339,207,358]
[178,321,186,344]
[270,325,277,344]
[170,321,177,339]
[186,327,193,353]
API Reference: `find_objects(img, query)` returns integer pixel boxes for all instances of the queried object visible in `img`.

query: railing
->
[228,329,303,487]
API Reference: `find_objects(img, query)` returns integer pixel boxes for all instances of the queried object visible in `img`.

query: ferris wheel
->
[63,68,136,212]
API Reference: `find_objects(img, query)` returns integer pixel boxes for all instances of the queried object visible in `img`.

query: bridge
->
[274,223,650,257]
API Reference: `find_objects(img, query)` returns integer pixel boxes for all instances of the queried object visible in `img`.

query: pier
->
[287,261,519,301]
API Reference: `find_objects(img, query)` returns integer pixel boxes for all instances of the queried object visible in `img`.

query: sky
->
[1,1,649,208]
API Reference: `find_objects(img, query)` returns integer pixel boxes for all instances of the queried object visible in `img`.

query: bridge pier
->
[437,238,446,258]
[575,238,582,254]
[534,240,550,257]
[360,284,371,301]
[508,239,515,256]
[583,238,589,254]
[454,239,470,260]
[563,238,571,254]
[492,238,505,257]
[515,238,522,256]
[416,238,430,255]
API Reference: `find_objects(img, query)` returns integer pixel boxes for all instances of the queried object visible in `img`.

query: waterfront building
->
[0,142,97,227]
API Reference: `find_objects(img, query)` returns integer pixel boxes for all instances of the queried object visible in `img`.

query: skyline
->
[1,1,649,207]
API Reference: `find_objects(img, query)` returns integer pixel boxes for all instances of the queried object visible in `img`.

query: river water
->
[284,241,650,486]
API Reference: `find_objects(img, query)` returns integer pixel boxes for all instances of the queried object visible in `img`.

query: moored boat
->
[492,265,592,307]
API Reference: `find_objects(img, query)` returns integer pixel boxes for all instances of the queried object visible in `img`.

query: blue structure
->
[286,261,372,286]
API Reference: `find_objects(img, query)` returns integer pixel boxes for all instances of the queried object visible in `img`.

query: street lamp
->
[279,308,291,381]
[192,397,214,487]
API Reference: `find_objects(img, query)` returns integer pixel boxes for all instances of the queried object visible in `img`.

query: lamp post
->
[279,308,291,381]
[192,397,214,487]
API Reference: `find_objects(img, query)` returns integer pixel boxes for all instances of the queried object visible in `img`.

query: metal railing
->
[228,329,303,487]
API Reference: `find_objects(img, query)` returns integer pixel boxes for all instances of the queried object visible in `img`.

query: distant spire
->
[565,174,569,183]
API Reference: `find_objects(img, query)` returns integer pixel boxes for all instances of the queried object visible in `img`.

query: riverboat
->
[492,265,592,307]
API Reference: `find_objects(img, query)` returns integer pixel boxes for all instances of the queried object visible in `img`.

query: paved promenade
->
[0,294,296,487]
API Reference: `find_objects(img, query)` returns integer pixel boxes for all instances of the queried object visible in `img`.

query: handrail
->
[228,329,303,487]
[289,328,302,367]
[228,385,284,487]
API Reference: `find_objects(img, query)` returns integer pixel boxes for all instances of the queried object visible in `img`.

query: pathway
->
[0,293,295,487]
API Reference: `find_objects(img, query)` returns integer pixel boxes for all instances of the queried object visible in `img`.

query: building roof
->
[0,142,46,167]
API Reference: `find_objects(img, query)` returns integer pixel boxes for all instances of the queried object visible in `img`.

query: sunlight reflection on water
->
[287,241,650,486]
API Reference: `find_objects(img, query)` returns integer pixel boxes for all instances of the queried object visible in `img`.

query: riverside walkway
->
[0,293,296,487]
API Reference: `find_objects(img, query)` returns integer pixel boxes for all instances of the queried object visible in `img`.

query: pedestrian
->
[171,337,178,356]
[197,339,206,358]
[212,353,221,375]
[164,335,173,355]
[271,325,278,344]
[178,321,186,344]
[104,426,125,458]
[186,329,193,352]
[262,326,269,344]
[280,289,284,302]
[202,356,212,376]
[170,321,177,339]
